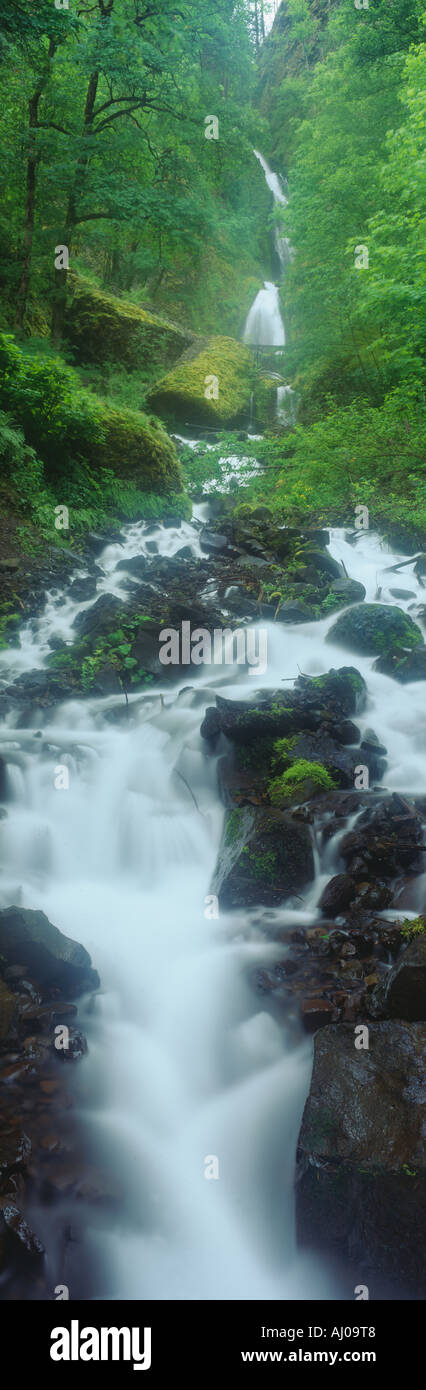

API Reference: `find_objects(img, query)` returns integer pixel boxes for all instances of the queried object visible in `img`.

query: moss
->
[0,332,183,496]
[400,916,426,941]
[89,398,183,492]
[225,809,245,846]
[242,846,277,879]
[237,737,276,772]
[66,275,193,371]
[327,604,423,657]
[273,734,298,763]
[268,760,337,804]
[147,336,254,426]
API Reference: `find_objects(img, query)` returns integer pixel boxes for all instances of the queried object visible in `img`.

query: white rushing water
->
[0,512,425,1300]
[243,151,296,426]
[243,279,285,347]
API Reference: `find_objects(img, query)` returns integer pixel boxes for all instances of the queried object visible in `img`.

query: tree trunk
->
[15,41,56,331]
[51,70,99,345]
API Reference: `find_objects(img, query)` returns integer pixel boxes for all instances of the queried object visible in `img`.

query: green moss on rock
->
[326,604,423,657]
[147,336,254,426]
[269,759,337,805]
[66,275,194,370]
[90,399,182,491]
[0,332,182,495]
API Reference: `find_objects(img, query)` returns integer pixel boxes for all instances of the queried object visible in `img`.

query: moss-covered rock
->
[268,760,337,806]
[89,398,183,491]
[326,603,423,657]
[211,805,315,907]
[147,336,254,426]
[66,276,195,370]
[0,332,182,495]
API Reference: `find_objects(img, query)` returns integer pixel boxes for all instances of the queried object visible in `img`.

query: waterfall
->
[0,506,425,1300]
[276,383,296,425]
[244,151,295,422]
[243,280,285,347]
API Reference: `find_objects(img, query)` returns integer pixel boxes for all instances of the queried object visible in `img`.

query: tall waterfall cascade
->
[243,150,295,420]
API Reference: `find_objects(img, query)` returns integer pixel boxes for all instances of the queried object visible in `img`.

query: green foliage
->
[0,0,268,335]
[80,615,154,692]
[259,0,425,409]
[400,916,426,941]
[197,390,426,538]
[0,332,183,496]
[268,760,337,804]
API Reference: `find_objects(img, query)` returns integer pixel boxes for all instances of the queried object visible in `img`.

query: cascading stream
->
[0,511,425,1300]
[243,150,295,421]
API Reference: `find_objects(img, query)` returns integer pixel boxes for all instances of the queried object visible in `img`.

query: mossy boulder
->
[211,805,315,908]
[89,399,183,491]
[326,603,423,657]
[147,336,254,427]
[66,276,194,370]
[0,331,183,494]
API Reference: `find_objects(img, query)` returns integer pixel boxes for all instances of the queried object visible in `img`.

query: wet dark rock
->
[319,874,357,917]
[340,794,425,879]
[200,529,231,553]
[301,548,343,579]
[175,545,193,560]
[276,599,315,623]
[0,907,99,997]
[329,577,366,604]
[68,576,98,603]
[73,592,125,639]
[200,706,222,742]
[294,667,367,717]
[277,728,384,789]
[6,669,74,705]
[0,1128,31,1183]
[326,603,423,657]
[331,719,360,744]
[85,529,123,555]
[0,1204,44,1264]
[353,880,392,910]
[374,647,426,682]
[360,726,388,756]
[115,554,147,576]
[414,554,426,577]
[389,587,416,600]
[300,998,338,1030]
[296,1020,426,1293]
[211,806,315,908]
[375,934,426,1021]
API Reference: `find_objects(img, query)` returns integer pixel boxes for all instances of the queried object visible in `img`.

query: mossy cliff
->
[147,337,254,427]
[66,276,195,373]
